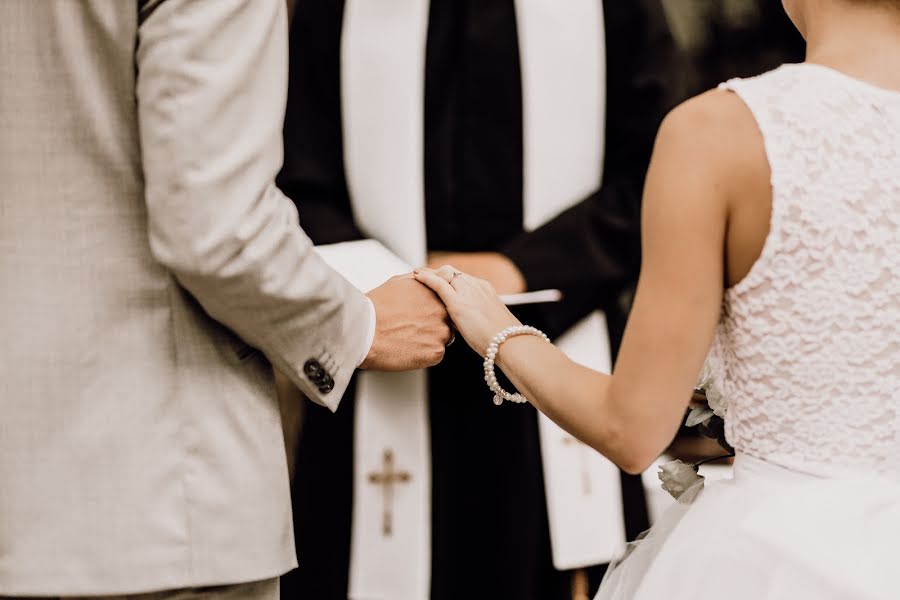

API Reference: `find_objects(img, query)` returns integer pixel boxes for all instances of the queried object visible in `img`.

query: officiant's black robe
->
[277,2,683,598]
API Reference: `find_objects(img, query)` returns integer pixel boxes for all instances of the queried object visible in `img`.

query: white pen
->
[500,289,564,306]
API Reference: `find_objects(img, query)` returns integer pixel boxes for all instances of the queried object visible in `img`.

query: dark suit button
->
[320,379,335,394]
[304,360,323,379]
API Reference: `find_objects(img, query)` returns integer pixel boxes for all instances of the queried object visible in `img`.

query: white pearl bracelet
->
[483,325,550,406]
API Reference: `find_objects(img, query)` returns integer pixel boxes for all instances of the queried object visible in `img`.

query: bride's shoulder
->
[651,89,769,202]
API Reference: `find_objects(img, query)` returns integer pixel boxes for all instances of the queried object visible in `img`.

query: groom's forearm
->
[137,0,372,409]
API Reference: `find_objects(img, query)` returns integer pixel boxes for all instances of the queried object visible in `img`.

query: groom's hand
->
[360,275,452,371]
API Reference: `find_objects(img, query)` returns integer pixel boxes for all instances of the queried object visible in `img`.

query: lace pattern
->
[712,64,900,481]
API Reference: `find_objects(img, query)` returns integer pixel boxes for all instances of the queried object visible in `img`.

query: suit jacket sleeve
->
[135,0,371,410]
[502,0,686,337]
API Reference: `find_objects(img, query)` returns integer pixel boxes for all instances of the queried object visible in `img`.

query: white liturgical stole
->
[322,1,624,598]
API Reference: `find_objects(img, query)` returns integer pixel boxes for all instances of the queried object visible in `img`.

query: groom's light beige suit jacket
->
[0,0,372,596]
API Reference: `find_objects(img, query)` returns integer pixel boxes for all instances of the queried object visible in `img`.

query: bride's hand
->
[414,265,521,357]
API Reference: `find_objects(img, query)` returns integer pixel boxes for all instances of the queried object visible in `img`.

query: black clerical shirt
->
[423,0,524,250]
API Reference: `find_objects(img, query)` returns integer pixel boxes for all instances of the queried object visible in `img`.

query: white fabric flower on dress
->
[685,404,715,427]
[687,370,714,426]
[686,359,728,427]
[658,460,704,500]
[705,381,727,419]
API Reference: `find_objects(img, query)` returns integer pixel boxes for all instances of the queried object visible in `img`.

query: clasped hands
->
[359,252,525,371]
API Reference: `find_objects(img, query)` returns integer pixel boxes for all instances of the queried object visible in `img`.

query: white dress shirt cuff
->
[356,297,377,368]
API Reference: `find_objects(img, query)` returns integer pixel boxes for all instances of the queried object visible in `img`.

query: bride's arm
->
[416,90,762,474]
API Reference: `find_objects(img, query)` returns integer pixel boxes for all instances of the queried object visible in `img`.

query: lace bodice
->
[712,64,900,481]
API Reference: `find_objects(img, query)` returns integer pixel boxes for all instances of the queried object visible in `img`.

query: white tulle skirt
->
[598,454,900,600]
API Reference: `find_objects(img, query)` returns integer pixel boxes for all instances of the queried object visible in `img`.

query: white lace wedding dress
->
[597,63,900,600]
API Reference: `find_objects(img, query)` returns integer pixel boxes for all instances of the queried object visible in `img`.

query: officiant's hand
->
[361,275,452,371]
[414,266,521,357]
[426,252,526,295]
